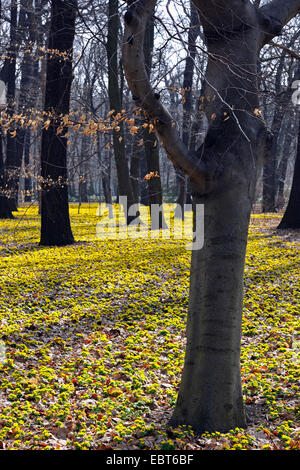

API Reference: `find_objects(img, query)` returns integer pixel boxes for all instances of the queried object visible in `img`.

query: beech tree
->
[122,0,300,433]
[40,0,77,246]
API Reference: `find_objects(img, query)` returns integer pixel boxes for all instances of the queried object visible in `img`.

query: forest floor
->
[0,203,299,450]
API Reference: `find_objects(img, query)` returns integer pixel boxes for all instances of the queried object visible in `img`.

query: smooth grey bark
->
[122,0,300,433]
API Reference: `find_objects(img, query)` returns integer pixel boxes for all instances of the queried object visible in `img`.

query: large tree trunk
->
[122,0,300,433]
[169,1,273,432]
[40,0,76,246]
[278,120,300,229]
[172,189,252,431]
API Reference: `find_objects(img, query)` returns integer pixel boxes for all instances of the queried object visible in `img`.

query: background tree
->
[278,118,300,229]
[106,0,136,223]
[0,129,13,218]
[40,0,77,246]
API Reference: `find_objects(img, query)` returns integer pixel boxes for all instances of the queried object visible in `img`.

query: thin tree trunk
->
[79,135,89,203]
[276,118,298,207]
[0,131,14,218]
[12,0,36,206]
[278,120,300,229]
[175,1,199,219]
[262,53,300,212]
[24,129,32,202]
[107,0,136,223]
[130,126,143,203]
[143,13,166,228]
[5,0,18,211]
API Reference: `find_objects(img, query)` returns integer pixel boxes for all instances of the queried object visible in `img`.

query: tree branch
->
[269,41,300,61]
[259,0,300,47]
[122,0,206,188]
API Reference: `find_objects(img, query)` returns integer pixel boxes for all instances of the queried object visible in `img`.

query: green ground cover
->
[0,204,299,450]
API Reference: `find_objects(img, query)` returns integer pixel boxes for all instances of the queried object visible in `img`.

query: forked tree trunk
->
[169,2,272,432]
[122,0,300,433]
[40,0,76,246]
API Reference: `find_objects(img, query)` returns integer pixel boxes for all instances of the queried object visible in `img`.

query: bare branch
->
[260,0,300,46]
[122,0,206,188]
[269,41,300,61]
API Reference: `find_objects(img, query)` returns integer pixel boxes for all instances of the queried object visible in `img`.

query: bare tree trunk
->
[79,135,89,203]
[24,129,32,202]
[99,140,112,209]
[262,49,300,212]
[107,0,136,224]
[130,126,143,203]
[12,0,36,206]
[4,0,18,211]
[143,13,166,228]
[175,1,199,219]
[40,0,77,246]
[276,117,298,207]
[278,119,300,229]
[0,131,14,218]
